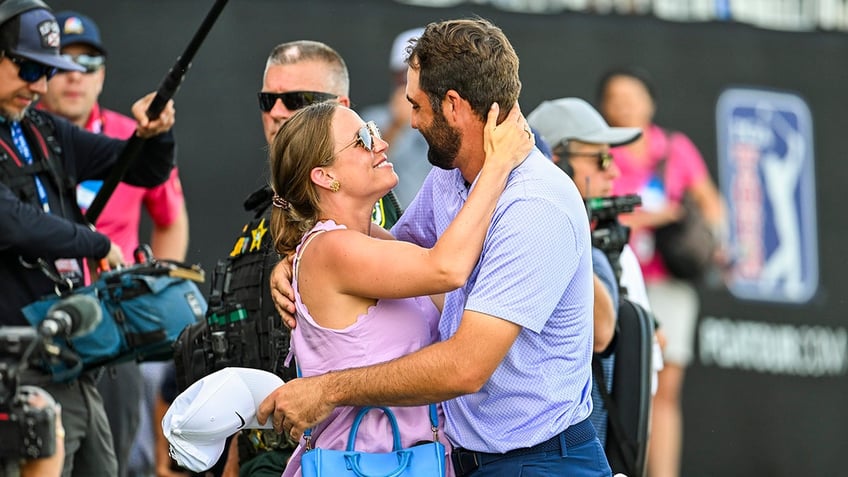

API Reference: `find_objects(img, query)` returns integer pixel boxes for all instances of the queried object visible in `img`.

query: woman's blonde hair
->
[268,101,339,255]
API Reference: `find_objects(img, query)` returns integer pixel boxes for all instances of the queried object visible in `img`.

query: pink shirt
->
[77,103,185,258]
[284,220,454,477]
[611,124,709,282]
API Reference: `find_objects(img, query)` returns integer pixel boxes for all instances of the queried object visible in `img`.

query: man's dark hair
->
[408,17,521,123]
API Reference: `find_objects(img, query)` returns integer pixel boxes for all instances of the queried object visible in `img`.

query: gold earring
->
[329,179,340,193]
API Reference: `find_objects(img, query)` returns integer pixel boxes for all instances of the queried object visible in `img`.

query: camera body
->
[585,194,642,282]
[0,386,57,459]
[0,328,58,460]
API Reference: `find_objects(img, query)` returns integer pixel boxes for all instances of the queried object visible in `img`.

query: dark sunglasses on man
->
[257,91,338,113]
[3,52,57,82]
[60,53,105,74]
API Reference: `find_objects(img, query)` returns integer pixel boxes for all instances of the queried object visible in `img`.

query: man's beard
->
[0,96,37,122]
[422,109,461,170]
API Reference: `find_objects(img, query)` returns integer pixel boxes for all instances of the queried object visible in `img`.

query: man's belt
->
[450,418,596,477]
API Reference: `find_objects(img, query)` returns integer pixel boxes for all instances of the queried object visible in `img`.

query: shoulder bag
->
[653,131,716,281]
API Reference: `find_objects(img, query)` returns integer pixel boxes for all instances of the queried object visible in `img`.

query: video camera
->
[0,295,101,460]
[585,194,642,284]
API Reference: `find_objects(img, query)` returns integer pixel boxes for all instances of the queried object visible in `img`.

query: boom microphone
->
[39,295,102,338]
[85,0,230,225]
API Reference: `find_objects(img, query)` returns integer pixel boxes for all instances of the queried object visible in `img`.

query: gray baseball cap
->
[527,97,641,148]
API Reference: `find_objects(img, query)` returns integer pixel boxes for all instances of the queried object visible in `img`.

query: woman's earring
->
[329,179,340,193]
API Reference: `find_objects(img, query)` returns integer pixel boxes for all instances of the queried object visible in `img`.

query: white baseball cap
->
[389,27,424,72]
[527,97,642,149]
[162,367,285,472]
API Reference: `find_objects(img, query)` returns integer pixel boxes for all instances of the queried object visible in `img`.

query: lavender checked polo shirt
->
[391,149,595,453]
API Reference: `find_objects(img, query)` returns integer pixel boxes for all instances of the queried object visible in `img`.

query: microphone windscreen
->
[47,295,103,337]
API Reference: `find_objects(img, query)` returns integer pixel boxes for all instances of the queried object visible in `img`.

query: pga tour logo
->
[716,88,818,303]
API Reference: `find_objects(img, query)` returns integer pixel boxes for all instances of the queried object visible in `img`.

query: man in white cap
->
[528,97,659,471]
[0,1,177,475]
[527,97,652,316]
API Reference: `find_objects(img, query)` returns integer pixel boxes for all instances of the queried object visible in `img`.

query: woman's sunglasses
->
[257,91,338,112]
[6,54,58,82]
[323,121,381,163]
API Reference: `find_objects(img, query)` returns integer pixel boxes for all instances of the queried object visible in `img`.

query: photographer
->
[528,97,657,447]
[0,2,176,475]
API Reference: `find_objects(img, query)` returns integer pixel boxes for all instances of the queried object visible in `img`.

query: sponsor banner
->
[699,316,848,377]
[716,88,818,304]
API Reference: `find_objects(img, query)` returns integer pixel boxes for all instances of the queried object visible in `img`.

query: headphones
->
[0,0,49,28]
[555,140,575,179]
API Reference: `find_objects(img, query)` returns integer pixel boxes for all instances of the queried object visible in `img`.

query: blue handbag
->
[300,404,446,477]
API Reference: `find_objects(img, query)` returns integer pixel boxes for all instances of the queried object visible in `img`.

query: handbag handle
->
[344,451,412,477]
[298,369,441,452]
[347,406,403,451]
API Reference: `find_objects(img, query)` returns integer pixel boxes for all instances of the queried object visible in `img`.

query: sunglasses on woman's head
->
[5,54,57,82]
[257,91,338,112]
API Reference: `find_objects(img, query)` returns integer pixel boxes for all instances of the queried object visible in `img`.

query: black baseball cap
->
[54,11,106,56]
[0,7,84,72]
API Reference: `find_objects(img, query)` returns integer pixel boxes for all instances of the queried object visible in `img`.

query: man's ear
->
[337,95,352,108]
[443,89,470,124]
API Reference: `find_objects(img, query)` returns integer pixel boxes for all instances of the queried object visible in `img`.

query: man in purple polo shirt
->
[261,18,610,477]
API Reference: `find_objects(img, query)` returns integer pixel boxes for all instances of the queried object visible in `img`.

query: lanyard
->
[10,121,51,213]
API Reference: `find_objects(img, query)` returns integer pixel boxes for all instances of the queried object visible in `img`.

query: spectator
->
[597,66,725,477]
[0,3,176,475]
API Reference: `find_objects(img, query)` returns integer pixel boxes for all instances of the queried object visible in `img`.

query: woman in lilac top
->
[265,101,532,477]
[597,67,725,477]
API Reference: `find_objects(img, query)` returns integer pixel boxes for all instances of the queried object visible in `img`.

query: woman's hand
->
[482,102,535,172]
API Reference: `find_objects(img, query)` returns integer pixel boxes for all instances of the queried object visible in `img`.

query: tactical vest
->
[173,186,293,393]
[216,191,293,380]
[0,110,77,219]
[172,186,296,460]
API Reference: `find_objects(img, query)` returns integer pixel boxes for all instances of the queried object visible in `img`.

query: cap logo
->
[62,17,85,35]
[37,20,60,49]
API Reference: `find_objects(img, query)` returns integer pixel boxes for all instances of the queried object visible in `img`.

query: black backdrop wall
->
[42,1,848,475]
